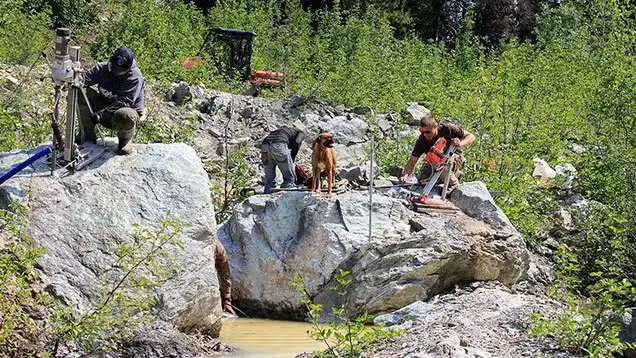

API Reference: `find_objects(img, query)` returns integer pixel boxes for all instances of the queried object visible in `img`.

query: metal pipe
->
[52,86,64,149]
[440,153,454,200]
[64,82,77,162]
[0,147,52,185]
[369,134,374,242]
[368,108,375,242]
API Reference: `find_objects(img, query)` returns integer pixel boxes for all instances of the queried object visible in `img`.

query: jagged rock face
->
[190,91,377,172]
[450,181,517,234]
[217,181,529,320]
[166,88,414,188]
[0,141,223,337]
[369,283,575,358]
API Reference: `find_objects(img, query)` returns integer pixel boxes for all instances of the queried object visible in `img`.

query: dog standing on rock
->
[310,132,336,196]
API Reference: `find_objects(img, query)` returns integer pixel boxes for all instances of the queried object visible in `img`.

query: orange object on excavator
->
[174,27,285,96]
[251,69,285,86]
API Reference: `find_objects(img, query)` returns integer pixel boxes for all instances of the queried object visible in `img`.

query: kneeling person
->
[399,114,475,193]
[79,46,145,155]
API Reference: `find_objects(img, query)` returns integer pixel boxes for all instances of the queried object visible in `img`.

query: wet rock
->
[111,321,232,358]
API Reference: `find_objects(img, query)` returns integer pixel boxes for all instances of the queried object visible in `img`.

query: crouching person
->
[79,46,145,155]
[399,114,475,194]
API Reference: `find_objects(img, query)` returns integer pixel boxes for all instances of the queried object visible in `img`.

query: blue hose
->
[0,147,52,185]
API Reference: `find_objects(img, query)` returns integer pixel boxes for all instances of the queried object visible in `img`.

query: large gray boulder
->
[217,182,529,320]
[450,181,517,234]
[0,141,223,336]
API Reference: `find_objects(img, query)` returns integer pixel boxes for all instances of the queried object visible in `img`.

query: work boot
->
[112,110,137,156]
[117,127,135,155]
[117,134,134,155]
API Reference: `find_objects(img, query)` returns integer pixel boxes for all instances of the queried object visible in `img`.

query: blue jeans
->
[261,142,294,194]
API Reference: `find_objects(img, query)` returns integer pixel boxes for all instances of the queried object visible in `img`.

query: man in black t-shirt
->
[260,126,306,194]
[399,114,475,192]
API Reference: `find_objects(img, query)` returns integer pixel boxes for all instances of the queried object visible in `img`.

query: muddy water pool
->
[219,318,327,357]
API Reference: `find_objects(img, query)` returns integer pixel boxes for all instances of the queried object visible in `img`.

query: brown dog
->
[310,132,336,196]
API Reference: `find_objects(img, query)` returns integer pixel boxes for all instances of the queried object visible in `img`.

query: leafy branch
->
[51,212,186,356]
[292,269,403,358]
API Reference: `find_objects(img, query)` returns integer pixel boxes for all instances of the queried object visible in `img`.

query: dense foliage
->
[0,0,635,355]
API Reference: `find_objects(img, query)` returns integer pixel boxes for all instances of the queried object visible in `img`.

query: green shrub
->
[0,204,54,357]
[0,107,50,152]
[531,244,636,357]
[25,0,105,30]
[0,1,50,65]
[292,269,403,358]
[209,141,256,223]
[91,0,210,84]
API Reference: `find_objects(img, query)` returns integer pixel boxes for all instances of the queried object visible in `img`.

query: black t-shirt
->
[263,127,306,160]
[411,122,465,158]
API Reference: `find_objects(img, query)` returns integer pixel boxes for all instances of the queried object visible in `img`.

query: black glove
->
[90,111,102,125]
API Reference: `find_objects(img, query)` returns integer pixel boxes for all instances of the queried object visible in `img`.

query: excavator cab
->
[182,27,284,96]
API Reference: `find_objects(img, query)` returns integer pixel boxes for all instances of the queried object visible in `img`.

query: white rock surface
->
[0,140,223,336]
[369,284,575,358]
[218,182,529,320]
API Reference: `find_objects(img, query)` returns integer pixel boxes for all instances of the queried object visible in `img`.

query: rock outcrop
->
[217,181,529,320]
[157,83,419,188]
[0,140,223,337]
[370,282,574,358]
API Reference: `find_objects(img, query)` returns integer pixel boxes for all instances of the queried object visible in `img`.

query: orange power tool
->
[411,137,456,205]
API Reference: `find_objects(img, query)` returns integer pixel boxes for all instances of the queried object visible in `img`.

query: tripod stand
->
[48,28,105,175]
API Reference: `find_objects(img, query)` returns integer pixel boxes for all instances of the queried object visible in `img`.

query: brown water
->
[219,318,327,357]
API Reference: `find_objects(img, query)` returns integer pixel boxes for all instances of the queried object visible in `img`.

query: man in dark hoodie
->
[78,46,145,155]
[261,126,305,194]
